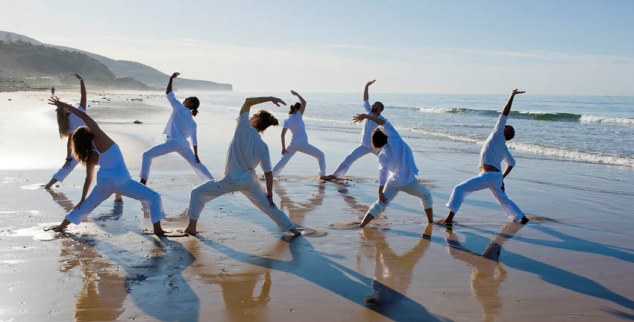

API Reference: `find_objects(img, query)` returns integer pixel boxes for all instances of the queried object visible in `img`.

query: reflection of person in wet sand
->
[363,224,433,310]
[445,222,525,322]
[47,189,127,321]
[275,180,325,226]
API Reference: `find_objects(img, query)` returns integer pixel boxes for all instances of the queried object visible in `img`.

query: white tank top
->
[93,143,131,182]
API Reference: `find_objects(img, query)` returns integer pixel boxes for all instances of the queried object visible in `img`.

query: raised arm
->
[290,90,306,114]
[166,72,180,94]
[501,89,525,116]
[240,97,286,115]
[48,97,113,149]
[353,113,386,125]
[71,74,87,109]
[364,80,375,102]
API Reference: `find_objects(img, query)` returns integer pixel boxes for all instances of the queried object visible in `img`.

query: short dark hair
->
[372,128,388,149]
[504,125,515,140]
[253,110,279,132]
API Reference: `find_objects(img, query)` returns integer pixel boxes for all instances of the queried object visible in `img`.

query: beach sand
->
[1,90,633,321]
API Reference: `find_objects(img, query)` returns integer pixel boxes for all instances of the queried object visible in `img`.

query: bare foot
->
[140,178,147,185]
[114,194,123,202]
[153,222,166,236]
[184,228,197,236]
[359,213,375,228]
[519,216,530,224]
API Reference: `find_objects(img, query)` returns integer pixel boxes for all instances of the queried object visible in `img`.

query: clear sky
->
[2,0,634,95]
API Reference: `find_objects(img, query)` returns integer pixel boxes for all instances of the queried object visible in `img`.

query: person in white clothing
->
[47,97,168,235]
[272,90,327,179]
[44,74,87,189]
[326,80,385,180]
[352,114,434,227]
[443,89,529,226]
[140,72,214,185]
[184,96,300,237]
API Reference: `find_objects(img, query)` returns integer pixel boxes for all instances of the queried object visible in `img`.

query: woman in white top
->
[443,89,529,226]
[44,74,87,189]
[352,114,434,227]
[272,90,326,179]
[139,72,214,185]
[184,96,300,237]
[47,97,168,235]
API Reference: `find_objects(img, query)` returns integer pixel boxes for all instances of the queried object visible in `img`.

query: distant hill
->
[0,31,232,91]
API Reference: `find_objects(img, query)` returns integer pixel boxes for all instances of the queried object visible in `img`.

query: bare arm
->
[364,80,375,102]
[240,96,286,115]
[166,72,180,94]
[264,171,276,207]
[280,128,288,155]
[71,74,87,109]
[353,113,386,125]
[501,89,525,116]
[502,165,513,178]
[48,97,114,151]
[77,159,96,207]
[290,90,306,114]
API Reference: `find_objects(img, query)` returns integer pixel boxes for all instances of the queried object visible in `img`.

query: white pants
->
[52,157,80,182]
[332,145,378,178]
[446,171,524,221]
[272,141,326,177]
[140,139,214,181]
[188,173,295,232]
[367,179,433,217]
[66,177,166,224]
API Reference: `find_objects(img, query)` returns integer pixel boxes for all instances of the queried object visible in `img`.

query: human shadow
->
[48,190,200,321]
[275,180,325,226]
[194,234,449,321]
[360,224,434,319]
[445,222,525,322]
[459,227,634,313]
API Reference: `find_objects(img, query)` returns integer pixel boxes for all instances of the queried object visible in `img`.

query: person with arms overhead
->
[442,89,529,226]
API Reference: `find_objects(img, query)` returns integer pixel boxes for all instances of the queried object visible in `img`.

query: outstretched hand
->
[352,113,366,123]
[366,79,376,87]
[70,73,82,80]
[290,90,299,96]
[171,72,181,79]
[270,97,286,107]
[48,96,64,108]
[512,89,526,95]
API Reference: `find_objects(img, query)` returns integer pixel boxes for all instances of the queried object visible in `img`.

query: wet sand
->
[1,91,633,321]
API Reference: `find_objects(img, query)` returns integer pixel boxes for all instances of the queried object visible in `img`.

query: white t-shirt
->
[283,112,308,144]
[377,121,419,187]
[224,113,272,178]
[68,105,86,134]
[163,91,198,145]
[480,115,516,170]
[360,100,385,147]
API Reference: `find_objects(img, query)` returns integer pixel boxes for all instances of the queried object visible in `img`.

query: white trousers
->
[188,173,295,232]
[52,157,80,182]
[332,145,378,178]
[66,177,166,224]
[140,139,214,181]
[446,171,524,221]
[272,141,326,177]
[367,179,433,217]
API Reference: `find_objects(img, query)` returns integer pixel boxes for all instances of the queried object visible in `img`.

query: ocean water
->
[187,92,634,169]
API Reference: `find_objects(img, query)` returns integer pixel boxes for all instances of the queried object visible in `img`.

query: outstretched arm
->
[501,89,525,116]
[71,74,87,109]
[353,113,386,125]
[166,72,180,94]
[364,80,375,102]
[290,90,306,114]
[240,97,286,115]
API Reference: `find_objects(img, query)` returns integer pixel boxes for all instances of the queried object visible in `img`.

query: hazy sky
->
[2,0,634,95]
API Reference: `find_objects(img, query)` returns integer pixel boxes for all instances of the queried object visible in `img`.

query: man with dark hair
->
[443,89,529,226]
[351,113,433,228]
[326,80,385,180]
[184,96,300,237]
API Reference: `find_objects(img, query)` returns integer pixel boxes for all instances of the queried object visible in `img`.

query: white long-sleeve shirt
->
[377,121,419,187]
[480,115,516,170]
[224,112,272,178]
[283,112,308,144]
[163,91,198,145]
[360,100,386,147]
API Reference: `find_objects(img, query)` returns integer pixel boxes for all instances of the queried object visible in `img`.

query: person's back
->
[284,112,308,143]
[479,115,514,171]
[377,122,418,187]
